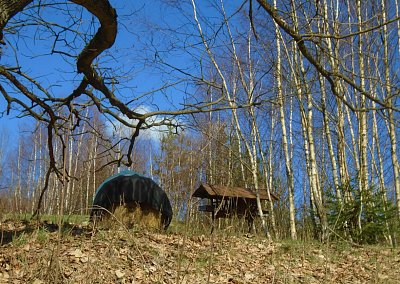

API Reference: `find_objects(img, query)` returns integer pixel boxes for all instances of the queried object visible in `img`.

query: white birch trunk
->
[274,0,296,239]
[65,121,73,213]
[320,75,341,202]
[16,141,22,214]
[321,0,342,202]
[291,2,327,239]
[371,100,386,197]
[383,0,400,217]
[357,0,368,189]
[356,0,368,232]
[256,114,278,238]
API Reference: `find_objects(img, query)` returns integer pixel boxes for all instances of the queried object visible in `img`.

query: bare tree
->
[0,0,244,215]
[273,0,296,239]
[382,0,400,217]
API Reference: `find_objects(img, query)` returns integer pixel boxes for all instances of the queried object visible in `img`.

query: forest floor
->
[1,220,400,284]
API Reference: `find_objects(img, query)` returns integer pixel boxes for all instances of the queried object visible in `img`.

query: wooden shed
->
[192,183,277,222]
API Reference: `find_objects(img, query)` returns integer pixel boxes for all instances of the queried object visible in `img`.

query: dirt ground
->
[1,220,400,283]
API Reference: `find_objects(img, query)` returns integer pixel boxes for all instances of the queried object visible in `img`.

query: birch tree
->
[189,0,278,237]
[274,0,296,239]
[382,0,400,217]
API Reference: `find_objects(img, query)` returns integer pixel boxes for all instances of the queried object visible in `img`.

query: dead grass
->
[96,202,162,231]
[1,219,400,283]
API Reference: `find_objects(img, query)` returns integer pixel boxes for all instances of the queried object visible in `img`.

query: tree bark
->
[257,115,278,238]
[383,0,400,218]
[356,0,369,233]
[274,15,297,239]
[289,1,327,239]
[320,0,344,202]
[0,0,32,41]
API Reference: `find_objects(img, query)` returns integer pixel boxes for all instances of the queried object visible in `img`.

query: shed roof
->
[192,183,278,201]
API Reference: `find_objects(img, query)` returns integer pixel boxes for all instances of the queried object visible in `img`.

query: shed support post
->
[211,198,215,233]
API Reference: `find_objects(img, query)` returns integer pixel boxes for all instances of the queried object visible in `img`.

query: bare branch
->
[255,0,395,111]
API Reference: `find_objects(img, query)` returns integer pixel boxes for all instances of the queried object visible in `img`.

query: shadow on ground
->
[0,220,92,246]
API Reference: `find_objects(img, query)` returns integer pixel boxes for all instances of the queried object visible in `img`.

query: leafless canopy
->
[0,0,245,214]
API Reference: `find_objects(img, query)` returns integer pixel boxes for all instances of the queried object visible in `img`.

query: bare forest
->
[1,0,400,282]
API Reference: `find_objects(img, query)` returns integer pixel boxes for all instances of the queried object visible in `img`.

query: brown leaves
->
[115,269,125,279]
[68,248,90,263]
[0,225,399,283]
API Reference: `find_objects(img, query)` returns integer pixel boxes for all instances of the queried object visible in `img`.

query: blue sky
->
[0,0,201,142]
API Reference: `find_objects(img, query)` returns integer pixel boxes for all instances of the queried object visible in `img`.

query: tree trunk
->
[320,0,343,202]
[320,75,341,202]
[384,0,400,217]
[274,0,296,239]
[356,0,369,233]
[257,115,278,238]
[290,2,327,240]
[16,141,22,214]
[0,0,32,35]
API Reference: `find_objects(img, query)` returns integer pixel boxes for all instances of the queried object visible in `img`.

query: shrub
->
[327,181,398,245]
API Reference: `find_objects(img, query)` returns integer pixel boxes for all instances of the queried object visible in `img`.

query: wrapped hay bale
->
[107,202,162,230]
[95,203,162,230]
[90,170,173,230]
